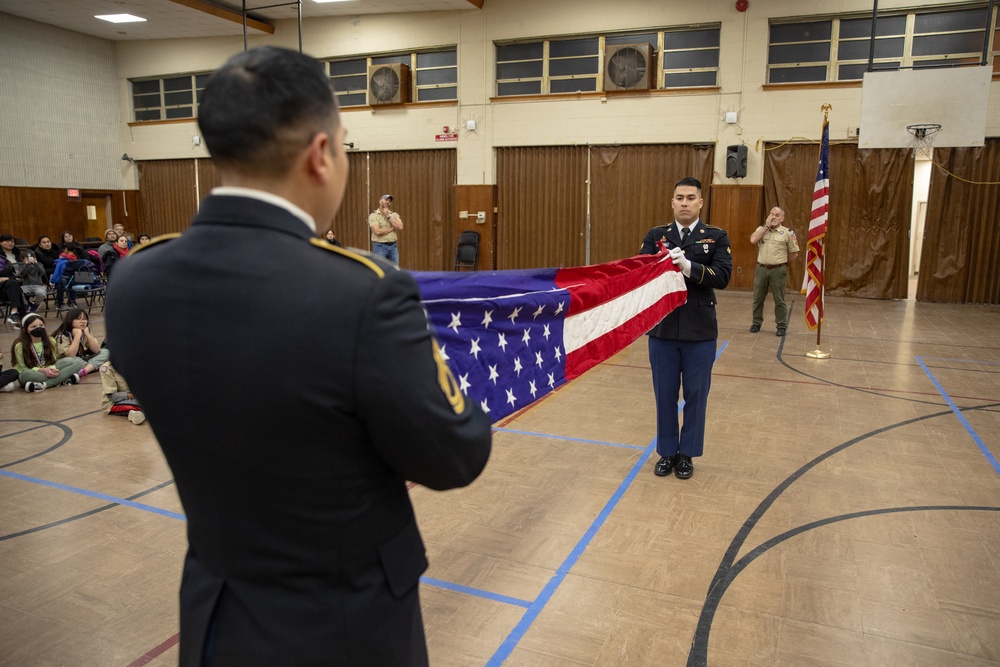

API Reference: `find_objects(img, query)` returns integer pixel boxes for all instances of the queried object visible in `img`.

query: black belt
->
[758,262,786,269]
[374,241,396,245]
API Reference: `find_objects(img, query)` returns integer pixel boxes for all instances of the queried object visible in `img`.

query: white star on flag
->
[513,357,523,376]
[448,312,461,333]
[505,388,517,406]
[533,305,544,319]
[529,380,537,397]
[497,332,508,351]
[507,306,522,324]
[459,373,471,393]
[482,310,493,328]
[488,364,499,384]
[470,337,481,359]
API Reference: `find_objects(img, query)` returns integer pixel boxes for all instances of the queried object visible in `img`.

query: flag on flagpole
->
[805,117,830,330]
[415,251,687,422]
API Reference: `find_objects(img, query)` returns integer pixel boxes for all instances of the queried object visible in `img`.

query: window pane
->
[497,80,541,96]
[663,71,717,87]
[196,89,205,103]
[913,32,985,57]
[662,49,719,69]
[914,56,980,68]
[332,74,369,92]
[550,77,597,93]
[163,76,191,92]
[416,68,457,86]
[768,65,827,83]
[330,59,366,76]
[549,56,600,76]
[838,37,904,60]
[371,54,410,66]
[337,92,368,107]
[839,15,906,39]
[664,28,720,50]
[497,42,543,61]
[768,42,831,64]
[549,37,599,58]
[134,109,161,121]
[132,93,160,109]
[195,73,212,88]
[770,21,832,44]
[497,60,543,79]
[164,90,192,106]
[417,86,457,101]
[915,8,989,34]
[417,50,456,68]
[605,33,657,47]
[838,61,900,79]
[132,79,160,95]
[165,106,192,119]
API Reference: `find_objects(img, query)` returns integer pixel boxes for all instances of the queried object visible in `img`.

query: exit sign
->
[67,189,81,200]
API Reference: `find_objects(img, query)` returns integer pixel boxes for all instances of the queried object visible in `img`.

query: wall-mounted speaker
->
[726,144,748,178]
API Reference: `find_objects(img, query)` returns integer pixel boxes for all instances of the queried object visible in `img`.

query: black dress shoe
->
[674,455,693,479]
[749,324,761,333]
[654,456,675,476]
[776,328,786,337]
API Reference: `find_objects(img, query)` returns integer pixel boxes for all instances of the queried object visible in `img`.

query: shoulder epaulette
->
[309,238,386,278]
[130,232,181,254]
[703,225,724,230]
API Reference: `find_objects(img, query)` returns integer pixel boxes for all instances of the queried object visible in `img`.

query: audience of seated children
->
[100,360,145,424]
[18,251,47,313]
[53,307,108,377]
[11,314,85,392]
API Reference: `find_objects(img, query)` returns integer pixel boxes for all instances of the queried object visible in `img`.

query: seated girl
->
[53,307,109,377]
[11,314,86,392]
[100,361,145,425]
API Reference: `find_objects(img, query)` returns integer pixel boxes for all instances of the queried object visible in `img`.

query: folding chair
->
[69,270,107,313]
[454,231,480,271]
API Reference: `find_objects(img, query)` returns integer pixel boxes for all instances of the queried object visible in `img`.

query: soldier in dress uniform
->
[639,177,732,480]
[106,46,491,666]
[749,206,799,336]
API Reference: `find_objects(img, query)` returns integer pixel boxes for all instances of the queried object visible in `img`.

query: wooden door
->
[82,195,110,241]
[706,185,764,291]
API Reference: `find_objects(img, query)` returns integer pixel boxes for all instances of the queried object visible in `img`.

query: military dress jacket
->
[640,220,733,341]
[106,194,492,666]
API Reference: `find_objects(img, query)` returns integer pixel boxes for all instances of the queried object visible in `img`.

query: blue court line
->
[0,469,186,520]
[916,356,1000,476]
[491,428,645,451]
[485,341,730,665]
[421,576,533,609]
[919,357,1000,365]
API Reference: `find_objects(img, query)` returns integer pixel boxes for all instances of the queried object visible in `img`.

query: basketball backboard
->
[858,66,992,148]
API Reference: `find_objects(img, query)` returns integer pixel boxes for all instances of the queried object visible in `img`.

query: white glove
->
[669,246,692,277]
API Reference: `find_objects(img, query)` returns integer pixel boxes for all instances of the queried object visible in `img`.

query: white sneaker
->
[25,382,46,393]
[0,382,16,392]
[127,410,146,425]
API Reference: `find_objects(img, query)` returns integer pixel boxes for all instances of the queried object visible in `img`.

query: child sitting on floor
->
[100,360,145,425]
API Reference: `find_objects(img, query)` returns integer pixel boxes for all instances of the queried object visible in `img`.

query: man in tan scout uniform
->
[749,206,799,336]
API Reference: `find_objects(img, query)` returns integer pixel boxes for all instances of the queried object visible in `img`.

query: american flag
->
[414,252,687,422]
[805,117,830,330]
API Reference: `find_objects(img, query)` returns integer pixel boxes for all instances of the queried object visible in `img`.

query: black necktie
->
[680,227,690,244]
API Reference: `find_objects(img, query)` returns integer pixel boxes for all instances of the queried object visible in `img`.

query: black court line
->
[0,478,177,542]
[0,410,104,469]
[686,401,1000,667]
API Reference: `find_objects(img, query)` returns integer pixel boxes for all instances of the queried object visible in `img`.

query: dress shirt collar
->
[211,187,316,233]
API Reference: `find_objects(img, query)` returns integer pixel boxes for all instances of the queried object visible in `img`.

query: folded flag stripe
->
[414,252,686,422]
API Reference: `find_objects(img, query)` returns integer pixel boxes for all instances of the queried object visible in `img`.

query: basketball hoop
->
[906,123,942,159]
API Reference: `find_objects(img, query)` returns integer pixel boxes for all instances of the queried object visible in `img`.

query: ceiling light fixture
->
[311,0,354,4]
[95,14,147,23]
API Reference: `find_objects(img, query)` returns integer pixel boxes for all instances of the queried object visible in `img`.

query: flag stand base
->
[806,348,831,359]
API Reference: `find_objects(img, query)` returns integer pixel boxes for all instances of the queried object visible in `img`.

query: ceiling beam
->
[168,0,275,34]
[465,0,485,8]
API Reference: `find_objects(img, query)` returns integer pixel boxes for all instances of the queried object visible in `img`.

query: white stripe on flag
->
[563,270,687,354]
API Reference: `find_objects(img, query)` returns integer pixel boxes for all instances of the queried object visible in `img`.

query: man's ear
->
[305,132,332,183]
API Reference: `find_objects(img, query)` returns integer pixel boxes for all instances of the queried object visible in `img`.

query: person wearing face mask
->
[10,314,86,392]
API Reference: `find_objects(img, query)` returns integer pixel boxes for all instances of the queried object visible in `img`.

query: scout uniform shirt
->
[368,210,398,244]
[756,225,799,266]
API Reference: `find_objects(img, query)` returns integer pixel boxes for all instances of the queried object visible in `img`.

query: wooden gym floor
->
[1,290,998,666]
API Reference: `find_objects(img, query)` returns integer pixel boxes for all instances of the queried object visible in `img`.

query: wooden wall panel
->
[136,159,198,237]
[708,185,764,291]
[0,186,135,247]
[332,152,371,251]
[496,146,588,270]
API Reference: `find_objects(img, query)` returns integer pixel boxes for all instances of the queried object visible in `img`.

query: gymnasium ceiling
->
[0,0,483,41]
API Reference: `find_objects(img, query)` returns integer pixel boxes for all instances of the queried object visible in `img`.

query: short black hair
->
[0,234,13,242]
[198,46,339,178]
[674,177,703,194]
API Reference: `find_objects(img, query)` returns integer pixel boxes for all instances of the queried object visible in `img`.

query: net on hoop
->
[906,123,942,159]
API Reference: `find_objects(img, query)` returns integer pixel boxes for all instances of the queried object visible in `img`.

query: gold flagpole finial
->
[821,103,832,120]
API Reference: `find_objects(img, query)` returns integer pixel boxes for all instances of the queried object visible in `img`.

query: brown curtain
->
[331,152,371,251]
[589,144,715,264]
[137,159,199,236]
[764,143,913,299]
[368,150,456,271]
[918,139,1000,304]
[496,146,588,269]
